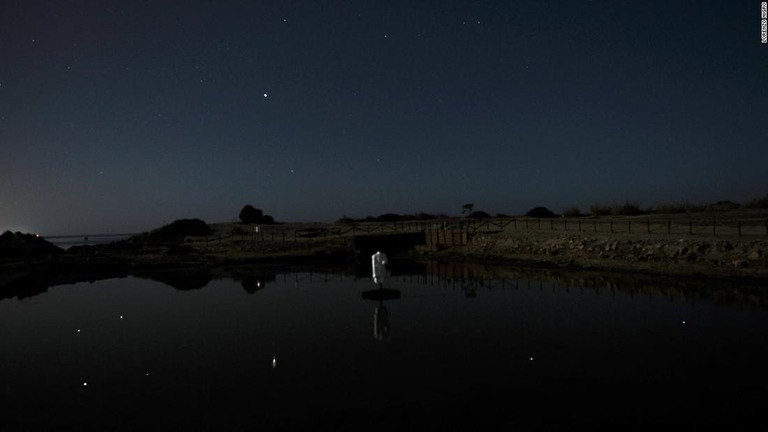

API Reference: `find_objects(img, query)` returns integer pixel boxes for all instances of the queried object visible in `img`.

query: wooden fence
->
[197,217,768,247]
[502,217,768,237]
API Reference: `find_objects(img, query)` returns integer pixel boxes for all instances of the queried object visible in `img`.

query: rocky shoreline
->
[3,219,768,300]
[416,231,768,283]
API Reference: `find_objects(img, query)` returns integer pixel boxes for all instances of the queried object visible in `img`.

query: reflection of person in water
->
[374,301,389,340]
[371,251,388,287]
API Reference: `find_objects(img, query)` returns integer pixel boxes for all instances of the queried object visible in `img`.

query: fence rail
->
[220,217,768,245]
[49,217,768,249]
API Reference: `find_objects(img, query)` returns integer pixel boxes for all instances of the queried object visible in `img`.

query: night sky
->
[2,1,767,235]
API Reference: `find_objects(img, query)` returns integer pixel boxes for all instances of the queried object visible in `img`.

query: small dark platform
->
[362,288,401,301]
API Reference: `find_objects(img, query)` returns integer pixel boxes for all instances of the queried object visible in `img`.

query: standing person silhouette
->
[371,251,388,288]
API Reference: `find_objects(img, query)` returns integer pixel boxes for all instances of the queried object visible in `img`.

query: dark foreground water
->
[1,263,767,431]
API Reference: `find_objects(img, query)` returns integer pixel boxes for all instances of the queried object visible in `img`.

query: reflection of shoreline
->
[418,261,768,308]
[3,261,768,309]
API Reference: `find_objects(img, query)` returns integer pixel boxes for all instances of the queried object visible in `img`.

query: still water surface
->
[1,263,767,431]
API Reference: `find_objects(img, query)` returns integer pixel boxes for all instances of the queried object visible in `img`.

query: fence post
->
[594,220,597,233]
[610,221,614,233]
[628,220,631,234]
[578,220,581,232]
[738,220,742,236]
[564,219,567,231]
[646,219,650,234]
[668,220,671,235]
[713,220,716,236]
[689,221,693,236]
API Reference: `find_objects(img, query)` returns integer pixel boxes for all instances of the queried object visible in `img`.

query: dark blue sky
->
[2,1,767,235]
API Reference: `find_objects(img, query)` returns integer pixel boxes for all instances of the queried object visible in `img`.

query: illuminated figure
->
[364,251,397,340]
[371,251,388,286]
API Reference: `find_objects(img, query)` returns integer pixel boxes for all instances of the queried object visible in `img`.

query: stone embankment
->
[421,232,768,281]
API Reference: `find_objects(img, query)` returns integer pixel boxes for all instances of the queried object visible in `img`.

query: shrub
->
[649,202,704,214]
[468,210,491,219]
[526,207,557,218]
[589,205,612,216]
[239,205,264,224]
[376,213,404,222]
[744,196,768,209]
[612,202,643,216]
[239,205,277,224]
[706,200,740,211]
[562,207,582,218]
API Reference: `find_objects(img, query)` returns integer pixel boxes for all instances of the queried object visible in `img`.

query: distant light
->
[77,329,81,333]
[35,234,40,238]
[263,93,268,98]
[272,356,277,368]
[530,357,534,361]
[119,315,123,319]
[682,320,686,324]
[83,382,88,387]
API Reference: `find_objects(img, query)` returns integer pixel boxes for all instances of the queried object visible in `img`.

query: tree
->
[239,205,264,224]
[461,203,474,215]
[526,207,557,218]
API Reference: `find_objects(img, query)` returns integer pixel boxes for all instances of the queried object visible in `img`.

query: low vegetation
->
[137,219,213,245]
